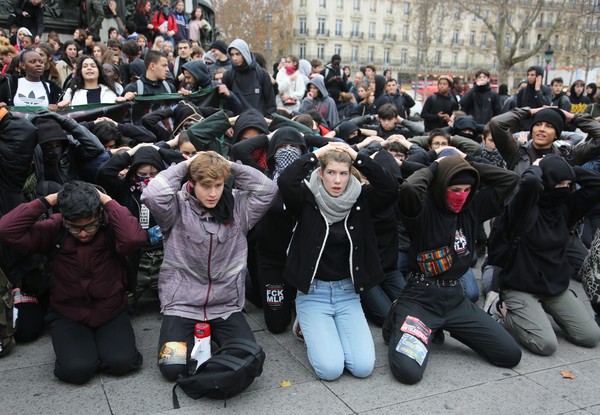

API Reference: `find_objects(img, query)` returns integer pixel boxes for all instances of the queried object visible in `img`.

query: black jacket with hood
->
[223,39,276,117]
[96,146,184,221]
[499,158,600,295]
[398,156,518,281]
[32,113,105,196]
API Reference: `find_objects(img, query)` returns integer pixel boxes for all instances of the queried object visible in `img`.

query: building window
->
[318,44,325,60]
[451,52,458,66]
[351,45,358,63]
[402,24,409,42]
[299,43,306,60]
[470,31,476,46]
[387,0,393,13]
[336,0,344,10]
[370,0,377,12]
[452,29,460,45]
[335,19,343,36]
[367,46,374,63]
[481,32,488,47]
[504,34,510,48]
[334,44,341,56]
[299,17,307,35]
[435,51,441,66]
[384,48,390,65]
[300,0,306,6]
[317,18,326,35]
[353,0,360,11]
[437,28,443,44]
[368,22,376,39]
[351,21,359,37]
[401,48,408,65]
[403,1,410,15]
[319,0,326,8]
[453,7,461,19]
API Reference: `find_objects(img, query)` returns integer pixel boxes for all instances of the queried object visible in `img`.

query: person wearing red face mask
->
[383,149,521,385]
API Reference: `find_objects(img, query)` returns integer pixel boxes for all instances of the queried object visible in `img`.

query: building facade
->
[290,0,600,87]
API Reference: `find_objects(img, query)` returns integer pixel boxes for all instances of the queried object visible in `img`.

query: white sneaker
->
[292,317,304,342]
[484,291,506,323]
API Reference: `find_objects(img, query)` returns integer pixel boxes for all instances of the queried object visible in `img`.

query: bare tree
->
[411,0,444,98]
[212,0,293,69]
[454,0,570,84]
[567,1,600,81]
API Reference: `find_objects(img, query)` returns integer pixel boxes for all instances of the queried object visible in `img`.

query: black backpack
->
[172,338,266,408]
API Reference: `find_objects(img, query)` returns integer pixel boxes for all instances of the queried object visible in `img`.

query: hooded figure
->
[497,154,600,356]
[298,75,339,129]
[266,127,306,182]
[334,121,361,145]
[221,39,276,116]
[451,115,480,141]
[515,66,553,131]
[181,60,212,91]
[371,74,389,114]
[232,108,270,143]
[385,153,521,385]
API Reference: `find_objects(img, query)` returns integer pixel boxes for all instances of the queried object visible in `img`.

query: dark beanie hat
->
[210,40,228,55]
[448,169,477,186]
[438,148,459,158]
[539,155,575,191]
[530,108,565,139]
[35,118,68,144]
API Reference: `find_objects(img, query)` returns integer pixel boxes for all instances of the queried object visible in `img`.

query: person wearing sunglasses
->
[0,181,147,384]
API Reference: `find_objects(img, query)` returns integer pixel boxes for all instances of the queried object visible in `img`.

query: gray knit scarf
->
[306,168,362,224]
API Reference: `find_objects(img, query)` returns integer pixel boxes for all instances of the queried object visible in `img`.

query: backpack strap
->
[137,79,143,95]
[163,80,172,93]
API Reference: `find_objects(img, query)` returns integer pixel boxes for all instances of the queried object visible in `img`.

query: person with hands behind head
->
[97,142,184,300]
[0,181,146,384]
[140,151,277,382]
[277,141,397,381]
[496,155,600,355]
[383,148,521,385]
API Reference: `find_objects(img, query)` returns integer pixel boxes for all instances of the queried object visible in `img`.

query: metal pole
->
[266,13,272,70]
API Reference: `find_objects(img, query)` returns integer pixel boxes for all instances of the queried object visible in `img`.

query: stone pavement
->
[2,278,600,415]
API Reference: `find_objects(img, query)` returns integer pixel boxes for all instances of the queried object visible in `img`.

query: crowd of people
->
[1,0,600,399]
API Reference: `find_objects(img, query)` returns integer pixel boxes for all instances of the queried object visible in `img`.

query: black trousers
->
[256,255,295,334]
[383,277,521,385]
[360,270,405,327]
[158,312,255,381]
[47,311,142,384]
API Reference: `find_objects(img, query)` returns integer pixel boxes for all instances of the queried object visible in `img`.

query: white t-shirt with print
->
[13,78,50,107]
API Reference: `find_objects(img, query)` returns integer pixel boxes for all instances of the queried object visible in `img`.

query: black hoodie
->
[399,156,518,281]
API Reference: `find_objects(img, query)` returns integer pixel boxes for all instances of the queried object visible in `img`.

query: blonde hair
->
[318,150,365,182]
[188,152,231,184]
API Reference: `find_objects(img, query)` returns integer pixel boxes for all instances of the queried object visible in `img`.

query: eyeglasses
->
[63,218,101,234]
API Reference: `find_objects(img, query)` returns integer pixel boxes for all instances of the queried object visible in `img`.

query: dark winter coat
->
[278,152,398,294]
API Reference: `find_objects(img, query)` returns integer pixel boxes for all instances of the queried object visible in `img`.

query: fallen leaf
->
[279,380,293,388]
[561,370,576,379]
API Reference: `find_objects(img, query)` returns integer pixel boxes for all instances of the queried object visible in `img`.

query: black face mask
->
[539,187,571,206]
[42,146,62,165]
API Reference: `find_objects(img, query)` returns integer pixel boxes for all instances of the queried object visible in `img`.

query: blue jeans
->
[461,268,480,303]
[296,278,375,381]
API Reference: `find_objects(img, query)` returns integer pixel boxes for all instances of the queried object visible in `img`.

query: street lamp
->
[544,45,554,85]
